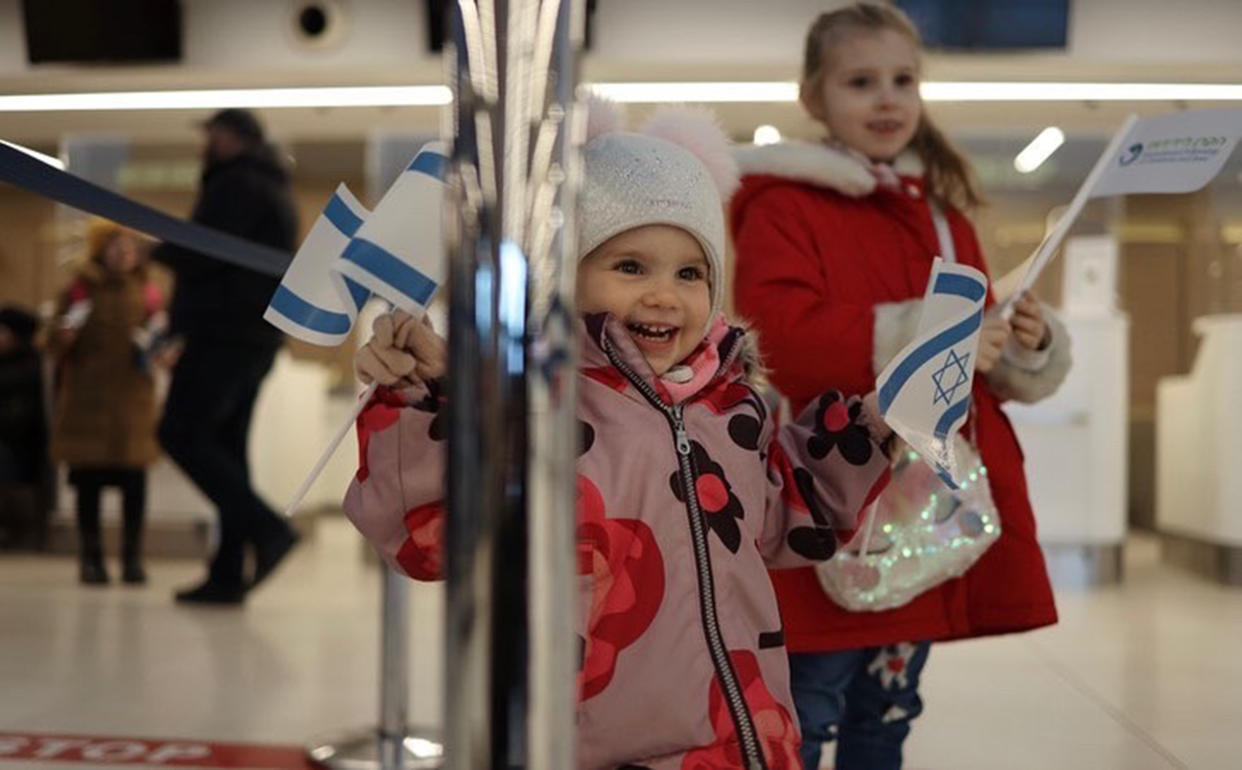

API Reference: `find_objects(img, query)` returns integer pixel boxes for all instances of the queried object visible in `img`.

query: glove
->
[355,311,446,387]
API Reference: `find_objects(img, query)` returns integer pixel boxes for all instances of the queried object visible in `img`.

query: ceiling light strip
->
[1,82,1241,112]
[0,86,453,111]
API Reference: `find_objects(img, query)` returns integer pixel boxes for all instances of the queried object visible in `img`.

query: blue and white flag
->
[876,258,988,488]
[335,142,449,315]
[264,184,372,346]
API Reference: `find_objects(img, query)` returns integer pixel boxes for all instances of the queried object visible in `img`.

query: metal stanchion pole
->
[442,0,528,762]
[526,1,584,768]
[444,1,581,767]
[309,1,580,766]
[305,567,443,769]
[377,571,410,769]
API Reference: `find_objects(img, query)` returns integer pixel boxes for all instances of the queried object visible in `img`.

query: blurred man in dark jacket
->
[0,305,52,549]
[153,108,299,605]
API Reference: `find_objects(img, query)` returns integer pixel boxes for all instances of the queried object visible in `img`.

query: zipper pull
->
[673,408,691,456]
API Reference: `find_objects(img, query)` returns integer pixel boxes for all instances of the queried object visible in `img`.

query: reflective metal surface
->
[305,569,444,770]
[443,1,581,767]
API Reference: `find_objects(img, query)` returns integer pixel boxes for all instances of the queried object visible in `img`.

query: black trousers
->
[158,338,290,587]
[69,467,146,561]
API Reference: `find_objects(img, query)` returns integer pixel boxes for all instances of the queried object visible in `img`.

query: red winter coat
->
[730,142,1070,652]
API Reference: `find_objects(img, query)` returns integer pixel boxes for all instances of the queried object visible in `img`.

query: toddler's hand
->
[975,315,1010,375]
[355,311,447,387]
[1009,291,1049,351]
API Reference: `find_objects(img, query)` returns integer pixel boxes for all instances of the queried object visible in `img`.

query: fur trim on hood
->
[734,141,923,198]
[730,320,769,387]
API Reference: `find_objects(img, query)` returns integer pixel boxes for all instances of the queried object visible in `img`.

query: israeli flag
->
[876,258,988,487]
[264,184,372,346]
[335,142,449,315]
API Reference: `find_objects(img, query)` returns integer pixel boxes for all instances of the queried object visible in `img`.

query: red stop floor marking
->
[0,732,313,769]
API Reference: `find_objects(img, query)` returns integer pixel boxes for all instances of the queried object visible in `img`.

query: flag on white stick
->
[335,142,449,315]
[1006,108,1242,308]
[877,258,988,487]
[264,184,372,346]
[263,143,450,516]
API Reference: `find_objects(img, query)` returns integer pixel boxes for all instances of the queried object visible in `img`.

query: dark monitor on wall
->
[896,0,1070,50]
[21,0,182,64]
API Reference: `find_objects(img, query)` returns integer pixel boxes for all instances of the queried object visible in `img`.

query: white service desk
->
[1157,314,1242,584]
[1004,313,1130,585]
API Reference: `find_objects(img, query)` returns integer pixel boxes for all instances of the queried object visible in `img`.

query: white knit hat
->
[578,105,739,320]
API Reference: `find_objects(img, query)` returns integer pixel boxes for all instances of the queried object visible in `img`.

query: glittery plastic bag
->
[815,436,1000,612]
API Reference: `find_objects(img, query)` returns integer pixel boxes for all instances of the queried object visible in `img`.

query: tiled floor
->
[901,536,1239,770]
[1,524,1236,769]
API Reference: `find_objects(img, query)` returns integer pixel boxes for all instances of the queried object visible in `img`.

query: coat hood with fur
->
[733,141,924,205]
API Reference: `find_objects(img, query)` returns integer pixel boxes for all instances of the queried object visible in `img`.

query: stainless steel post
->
[443,1,581,767]
[304,567,443,770]
[378,569,412,769]
[526,1,585,768]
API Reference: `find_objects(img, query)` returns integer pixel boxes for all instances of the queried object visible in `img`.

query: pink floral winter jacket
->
[344,314,890,770]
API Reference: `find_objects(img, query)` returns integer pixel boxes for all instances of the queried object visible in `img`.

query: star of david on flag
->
[932,349,971,406]
[876,258,988,487]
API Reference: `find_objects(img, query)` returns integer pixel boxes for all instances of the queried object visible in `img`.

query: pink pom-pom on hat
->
[640,106,740,201]
[584,94,627,142]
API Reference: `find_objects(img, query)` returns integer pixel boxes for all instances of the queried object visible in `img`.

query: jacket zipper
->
[601,336,766,770]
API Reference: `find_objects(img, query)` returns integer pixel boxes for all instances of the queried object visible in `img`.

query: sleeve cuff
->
[1002,336,1053,372]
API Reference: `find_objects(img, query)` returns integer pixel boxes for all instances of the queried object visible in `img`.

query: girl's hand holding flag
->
[355,311,446,387]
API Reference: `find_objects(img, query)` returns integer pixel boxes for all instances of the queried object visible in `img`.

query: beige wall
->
[0,188,56,313]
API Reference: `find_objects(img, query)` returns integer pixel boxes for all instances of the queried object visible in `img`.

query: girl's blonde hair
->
[800,2,982,209]
[84,218,147,273]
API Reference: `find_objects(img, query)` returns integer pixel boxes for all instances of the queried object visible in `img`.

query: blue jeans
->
[789,642,931,770]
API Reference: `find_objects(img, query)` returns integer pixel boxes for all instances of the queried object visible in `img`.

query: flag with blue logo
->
[334,141,449,315]
[1089,108,1242,199]
[876,258,988,488]
[1007,109,1242,306]
[264,183,372,346]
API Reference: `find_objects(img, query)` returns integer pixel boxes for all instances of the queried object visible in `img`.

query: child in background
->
[346,107,895,769]
[730,4,1071,769]
[49,220,172,585]
[0,305,51,549]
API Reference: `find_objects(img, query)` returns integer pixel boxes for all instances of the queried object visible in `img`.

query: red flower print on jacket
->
[680,650,801,770]
[583,365,629,393]
[669,441,746,553]
[576,474,665,702]
[355,393,402,482]
[395,502,444,580]
[696,379,754,415]
[356,386,445,482]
